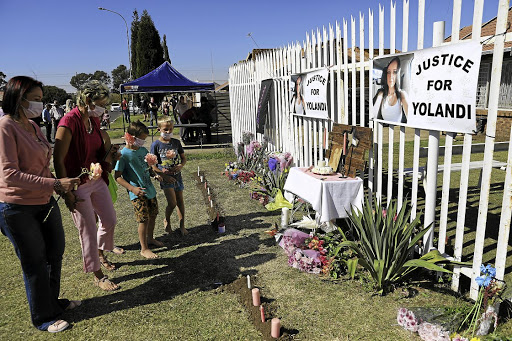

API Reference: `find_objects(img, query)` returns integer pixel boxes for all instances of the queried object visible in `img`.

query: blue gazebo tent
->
[120,61,214,94]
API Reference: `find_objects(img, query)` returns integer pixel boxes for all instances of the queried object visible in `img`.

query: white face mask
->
[22,100,44,118]
[87,104,105,117]
[160,132,173,140]
[134,137,146,148]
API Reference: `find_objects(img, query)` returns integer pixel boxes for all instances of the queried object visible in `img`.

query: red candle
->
[251,288,260,306]
[271,318,281,338]
[260,305,265,322]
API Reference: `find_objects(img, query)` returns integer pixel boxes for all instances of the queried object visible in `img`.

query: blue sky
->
[1,0,501,92]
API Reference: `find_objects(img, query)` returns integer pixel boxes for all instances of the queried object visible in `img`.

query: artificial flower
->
[268,157,278,171]
[89,163,102,180]
[145,153,158,167]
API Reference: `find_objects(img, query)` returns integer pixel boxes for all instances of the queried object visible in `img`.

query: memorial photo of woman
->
[291,75,305,115]
[373,56,410,123]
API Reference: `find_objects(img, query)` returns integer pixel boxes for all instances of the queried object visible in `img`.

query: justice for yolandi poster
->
[371,40,482,134]
[290,69,329,119]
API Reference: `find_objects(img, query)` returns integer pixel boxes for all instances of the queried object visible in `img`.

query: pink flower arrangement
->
[246,140,261,156]
[397,308,452,341]
[145,153,158,167]
[397,308,419,332]
[124,132,135,145]
[417,322,450,341]
[89,163,103,181]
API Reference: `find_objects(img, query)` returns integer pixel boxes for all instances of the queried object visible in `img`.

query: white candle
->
[198,166,200,176]
[200,175,204,182]
[210,200,213,208]
[247,275,251,289]
[207,187,210,195]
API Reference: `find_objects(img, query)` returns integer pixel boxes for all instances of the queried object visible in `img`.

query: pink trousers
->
[71,179,117,273]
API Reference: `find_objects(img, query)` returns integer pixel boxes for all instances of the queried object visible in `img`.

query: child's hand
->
[161,174,177,184]
[161,168,171,174]
[170,164,183,174]
[132,186,146,197]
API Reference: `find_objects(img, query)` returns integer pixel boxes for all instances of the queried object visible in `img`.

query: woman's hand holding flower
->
[58,177,81,193]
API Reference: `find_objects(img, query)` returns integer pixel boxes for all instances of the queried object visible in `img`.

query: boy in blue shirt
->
[115,121,164,259]
[150,118,188,236]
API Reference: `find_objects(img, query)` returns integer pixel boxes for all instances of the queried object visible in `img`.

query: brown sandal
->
[99,256,116,271]
[94,276,119,291]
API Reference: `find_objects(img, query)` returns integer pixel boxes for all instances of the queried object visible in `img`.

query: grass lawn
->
[1,138,511,340]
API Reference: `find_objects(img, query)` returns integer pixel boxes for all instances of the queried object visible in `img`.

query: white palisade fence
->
[229,0,511,300]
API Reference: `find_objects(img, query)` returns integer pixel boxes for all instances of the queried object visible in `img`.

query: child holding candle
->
[114,121,163,259]
[150,118,188,236]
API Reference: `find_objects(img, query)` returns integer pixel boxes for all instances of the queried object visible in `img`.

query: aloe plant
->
[339,195,458,294]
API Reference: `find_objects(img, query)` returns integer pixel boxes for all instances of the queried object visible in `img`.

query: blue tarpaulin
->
[120,61,214,94]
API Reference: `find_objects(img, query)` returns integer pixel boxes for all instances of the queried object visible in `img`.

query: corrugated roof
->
[445,6,512,51]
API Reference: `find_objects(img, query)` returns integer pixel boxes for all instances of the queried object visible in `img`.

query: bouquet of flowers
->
[459,264,505,337]
[235,132,268,172]
[397,308,452,341]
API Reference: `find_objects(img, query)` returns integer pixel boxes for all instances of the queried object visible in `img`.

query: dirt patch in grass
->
[221,276,297,340]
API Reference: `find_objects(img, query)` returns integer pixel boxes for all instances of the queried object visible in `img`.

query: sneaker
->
[48,320,69,333]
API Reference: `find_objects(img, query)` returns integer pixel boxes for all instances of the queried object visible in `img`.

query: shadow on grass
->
[66,211,279,323]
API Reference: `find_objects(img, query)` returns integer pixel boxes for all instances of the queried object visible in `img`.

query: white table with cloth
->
[283,167,364,224]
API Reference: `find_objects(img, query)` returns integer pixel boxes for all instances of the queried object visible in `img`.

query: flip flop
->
[111,246,125,255]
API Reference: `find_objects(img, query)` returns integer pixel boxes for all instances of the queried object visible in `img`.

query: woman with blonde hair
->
[54,80,120,291]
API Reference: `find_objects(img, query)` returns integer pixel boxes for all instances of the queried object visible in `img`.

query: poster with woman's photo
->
[290,69,329,119]
[371,53,414,126]
[372,40,481,134]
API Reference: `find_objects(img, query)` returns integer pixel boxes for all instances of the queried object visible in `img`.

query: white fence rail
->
[228,0,511,299]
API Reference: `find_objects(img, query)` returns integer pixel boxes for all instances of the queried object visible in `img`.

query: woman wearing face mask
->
[53,80,120,291]
[0,76,81,332]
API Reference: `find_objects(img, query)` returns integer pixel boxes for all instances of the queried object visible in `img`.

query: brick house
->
[446,7,512,140]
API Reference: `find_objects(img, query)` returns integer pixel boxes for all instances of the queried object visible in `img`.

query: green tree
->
[42,85,71,105]
[130,10,139,78]
[91,70,111,87]
[134,9,164,79]
[0,71,7,90]
[111,65,130,93]
[70,72,91,91]
[162,34,171,64]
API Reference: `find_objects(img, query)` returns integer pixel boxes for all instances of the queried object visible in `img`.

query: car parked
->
[110,103,121,111]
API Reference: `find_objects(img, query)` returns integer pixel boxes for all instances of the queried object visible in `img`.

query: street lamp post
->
[98,7,132,80]
[98,7,132,132]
